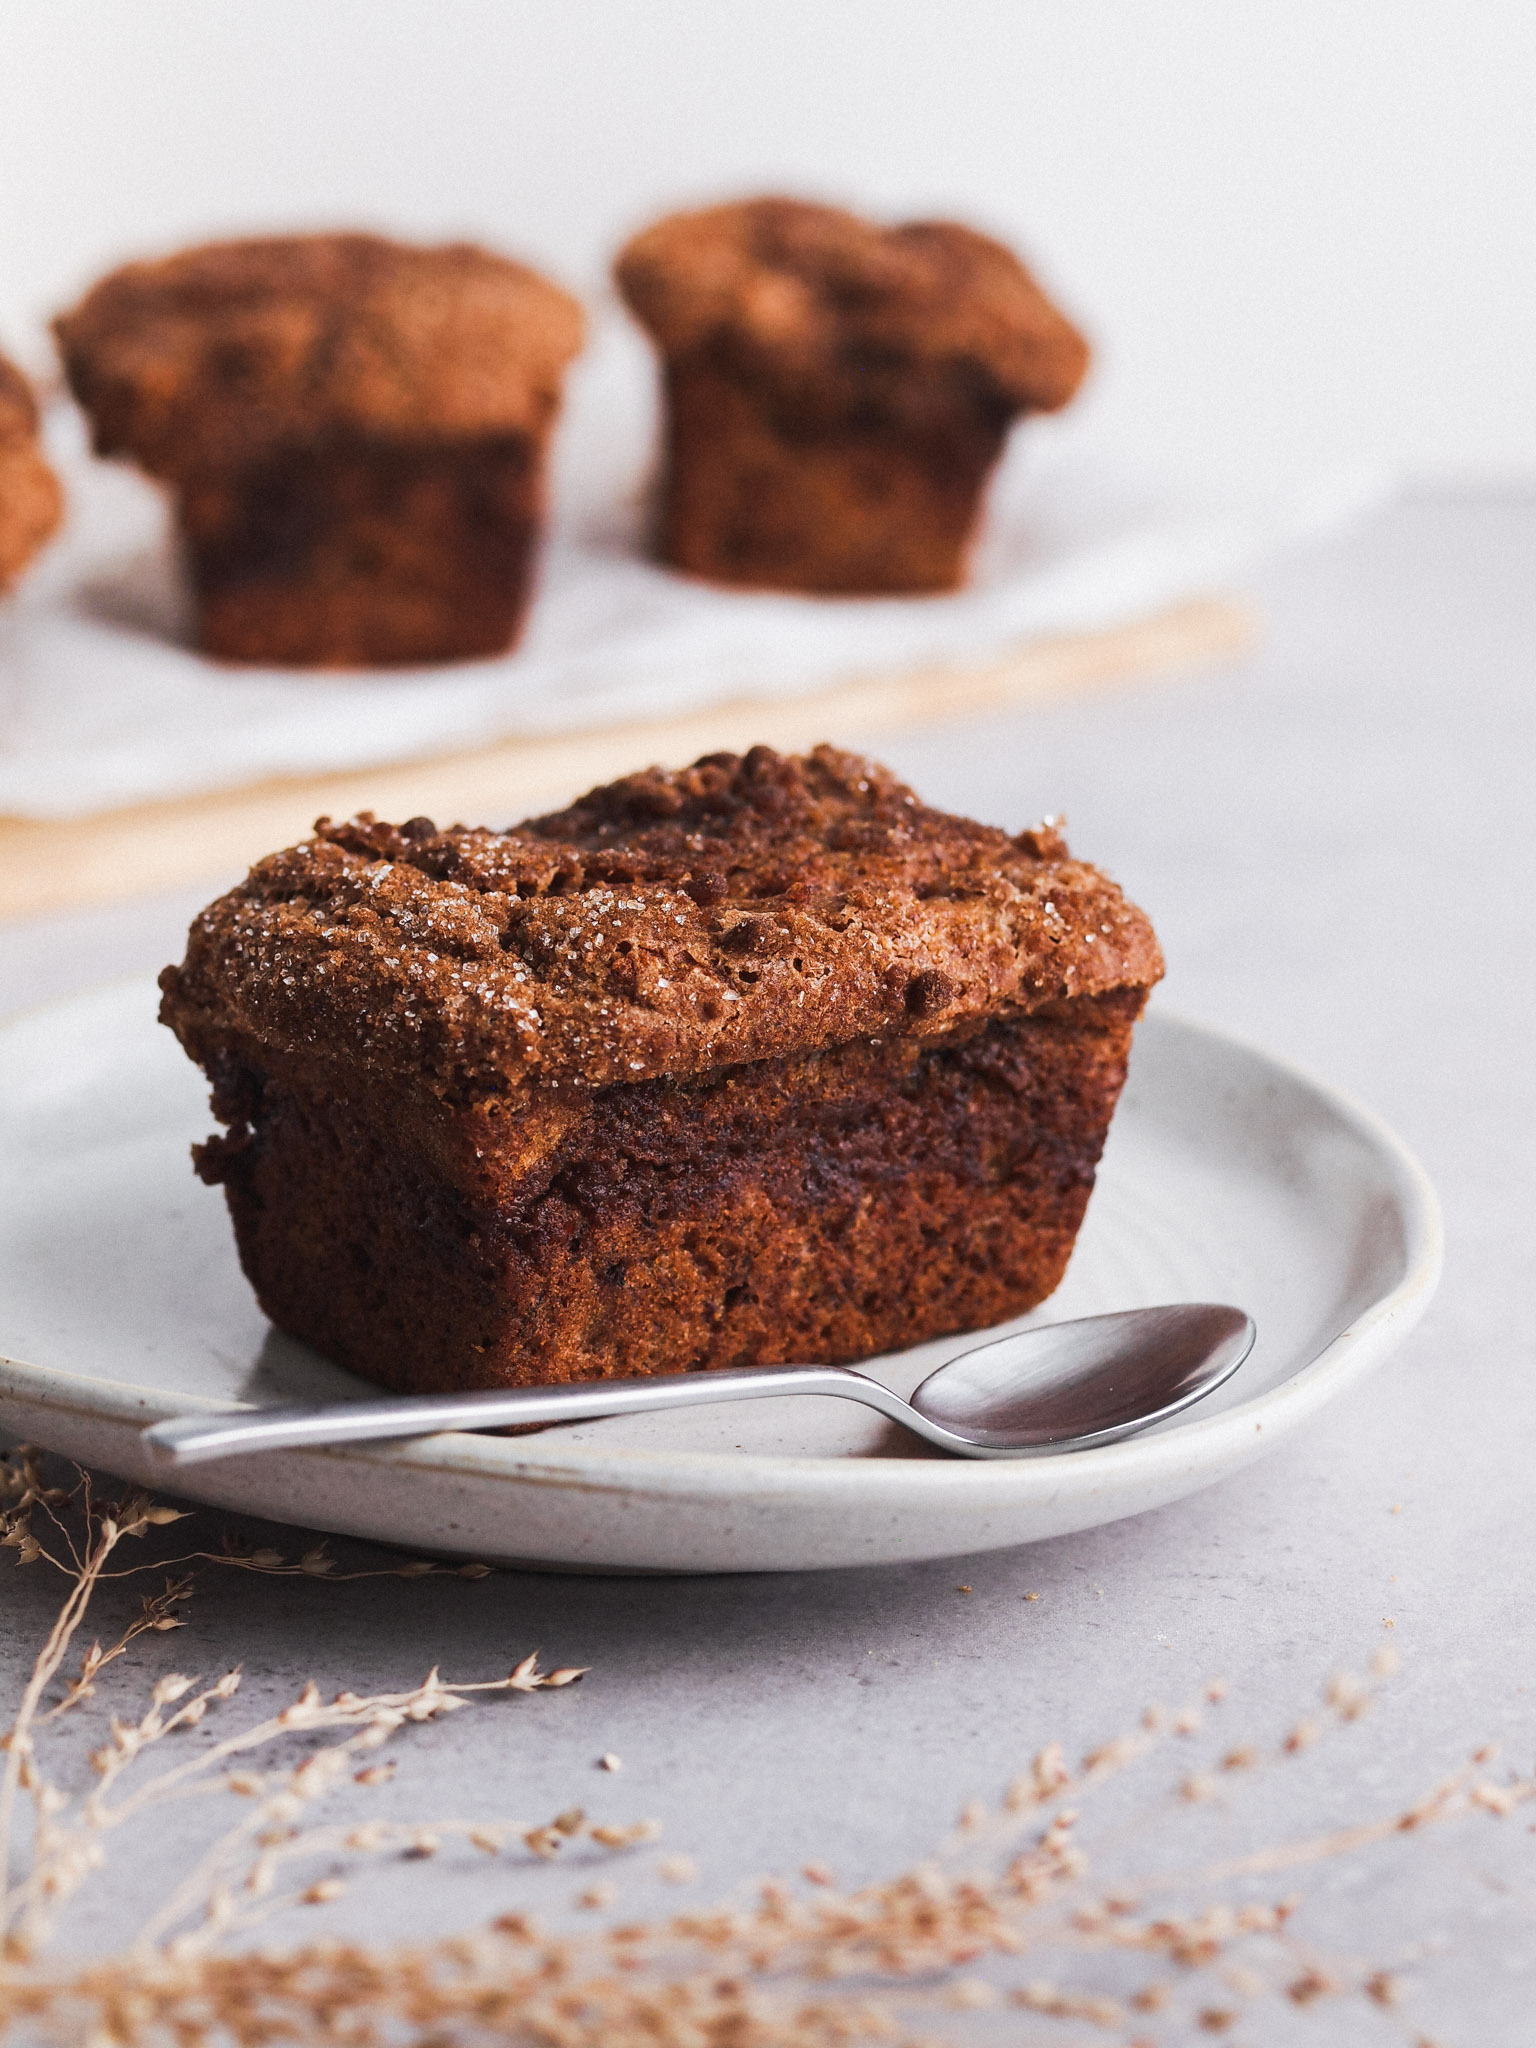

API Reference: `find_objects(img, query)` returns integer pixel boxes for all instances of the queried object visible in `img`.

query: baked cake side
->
[615,198,1089,594]
[0,356,64,595]
[161,746,1161,1393]
[54,234,584,666]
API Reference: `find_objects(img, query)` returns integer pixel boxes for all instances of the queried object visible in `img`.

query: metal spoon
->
[140,1304,1254,1468]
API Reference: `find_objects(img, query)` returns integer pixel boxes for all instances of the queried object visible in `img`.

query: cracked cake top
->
[615,198,1089,418]
[55,232,585,480]
[161,745,1161,1099]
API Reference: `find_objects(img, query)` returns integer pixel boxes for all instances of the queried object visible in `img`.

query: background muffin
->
[0,353,64,595]
[615,197,1089,597]
[54,233,584,667]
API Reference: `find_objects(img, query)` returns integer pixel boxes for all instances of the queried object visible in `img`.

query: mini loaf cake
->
[54,233,584,667]
[615,198,1089,596]
[160,746,1161,1396]
[0,354,63,595]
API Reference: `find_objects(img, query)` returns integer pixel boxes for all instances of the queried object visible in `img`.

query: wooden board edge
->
[0,597,1252,923]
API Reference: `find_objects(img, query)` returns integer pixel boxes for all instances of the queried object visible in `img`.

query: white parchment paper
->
[0,320,1384,821]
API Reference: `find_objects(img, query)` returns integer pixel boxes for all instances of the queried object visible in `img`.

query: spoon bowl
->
[911,1303,1255,1454]
[140,1303,1255,1469]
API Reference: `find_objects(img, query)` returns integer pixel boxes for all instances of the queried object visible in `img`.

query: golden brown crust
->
[615,197,1089,418]
[161,744,1162,1100]
[0,354,64,594]
[54,232,585,480]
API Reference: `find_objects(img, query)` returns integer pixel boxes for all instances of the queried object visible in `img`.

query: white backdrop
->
[3,0,1533,496]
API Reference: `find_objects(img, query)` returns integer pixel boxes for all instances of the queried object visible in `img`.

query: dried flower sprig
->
[1,1445,1532,2045]
[0,1453,595,1965]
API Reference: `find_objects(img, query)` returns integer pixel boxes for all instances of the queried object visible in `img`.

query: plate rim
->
[0,980,1443,1502]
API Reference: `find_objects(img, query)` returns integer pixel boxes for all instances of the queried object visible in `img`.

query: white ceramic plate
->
[0,980,1441,1574]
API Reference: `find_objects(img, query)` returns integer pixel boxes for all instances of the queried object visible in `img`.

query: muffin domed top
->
[615,198,1088,417]
[54,232,585,478]
[160,745,1160,1100]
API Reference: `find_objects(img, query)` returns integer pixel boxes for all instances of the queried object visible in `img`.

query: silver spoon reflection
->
[140,1304,1255,1468]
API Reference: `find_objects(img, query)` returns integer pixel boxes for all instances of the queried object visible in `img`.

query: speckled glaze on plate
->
[0,980,1440,1574]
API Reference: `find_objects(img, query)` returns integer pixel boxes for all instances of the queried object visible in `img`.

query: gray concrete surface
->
[2,491,1533,2039]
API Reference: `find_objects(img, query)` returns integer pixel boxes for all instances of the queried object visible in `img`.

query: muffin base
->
[177,434,546,667]
[655,362,1010,595]
[192,990,1144,1396]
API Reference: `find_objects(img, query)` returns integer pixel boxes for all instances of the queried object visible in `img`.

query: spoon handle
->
[140,1363,924,1468]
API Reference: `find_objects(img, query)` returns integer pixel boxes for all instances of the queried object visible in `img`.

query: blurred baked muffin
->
[0,354,64,595]
[615,197,1089,596]
[54,234,584,667]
